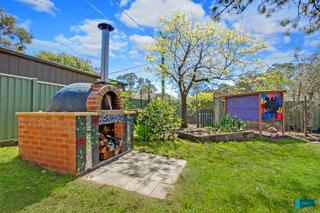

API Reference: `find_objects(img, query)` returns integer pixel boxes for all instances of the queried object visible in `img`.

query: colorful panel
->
[128,115,134,149]
[261,92,283,120]
[91,116,100,166]
[76,116,86,174]
[76,115,100,174]
[226,95,259,121]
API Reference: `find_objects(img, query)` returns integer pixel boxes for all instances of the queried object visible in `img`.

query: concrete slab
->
[81,151,187,199]
[151,183,172,200]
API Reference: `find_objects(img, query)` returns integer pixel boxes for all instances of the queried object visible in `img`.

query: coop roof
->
[224,90,286,98]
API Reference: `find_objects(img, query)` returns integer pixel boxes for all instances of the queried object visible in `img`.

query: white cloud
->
[304,32,320,50]
[232,17,286,35]
[263,50,295,65]
[222,4,295,35]
[129,34,154,51]
[120,0,130,7]
[17,0,56,16]
[128,50,140,58]
[19,19,32,31]
[28,19,128,59]
[284,36,291,44]
[118,0,205,28]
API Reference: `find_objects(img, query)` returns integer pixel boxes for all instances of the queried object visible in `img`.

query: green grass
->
[1,137,320,212]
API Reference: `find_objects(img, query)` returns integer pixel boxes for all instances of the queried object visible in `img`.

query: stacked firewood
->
[99,135,123,160]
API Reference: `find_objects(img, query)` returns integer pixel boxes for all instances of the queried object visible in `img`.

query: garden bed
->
[178,128,255,142]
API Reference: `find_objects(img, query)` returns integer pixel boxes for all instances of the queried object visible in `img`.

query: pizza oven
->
[16,23,135,175]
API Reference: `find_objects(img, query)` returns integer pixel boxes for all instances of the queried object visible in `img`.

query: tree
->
[145,78,157,102]
[0,8,32,52]
[146,12,265,128]
[232,67,290,93]
[116,72,138,91]
[135,77,157,106]
[35,51,94,73]
[216,83,236,94]
[137,77,146,107]
[188,92,214,115]
[211,0,320,34]
[289,53,320,101]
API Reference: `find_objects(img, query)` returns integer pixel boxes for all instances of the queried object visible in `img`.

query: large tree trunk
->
[181,93,188,128]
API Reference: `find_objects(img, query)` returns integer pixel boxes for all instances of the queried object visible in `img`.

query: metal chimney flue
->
[98,23,114,82]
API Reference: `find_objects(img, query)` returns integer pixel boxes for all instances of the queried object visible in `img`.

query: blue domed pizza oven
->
[48,82,124,112]
[16,23,135,175]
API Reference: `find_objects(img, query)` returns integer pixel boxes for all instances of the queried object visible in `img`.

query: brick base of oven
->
[17,112,135,175]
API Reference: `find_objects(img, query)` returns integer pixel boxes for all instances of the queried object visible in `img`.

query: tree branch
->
[213,0,236,19]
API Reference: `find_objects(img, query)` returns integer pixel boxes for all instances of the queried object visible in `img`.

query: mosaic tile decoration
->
[76,116,87,174]
[76,114,134,174]
[85,116,92,170]
[99,114,124,124]
[91,116,100,166]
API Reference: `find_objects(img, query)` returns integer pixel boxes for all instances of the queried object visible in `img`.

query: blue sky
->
[1,0,320,92]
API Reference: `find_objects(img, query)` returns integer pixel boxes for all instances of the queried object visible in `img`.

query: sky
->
[1,0,320,94]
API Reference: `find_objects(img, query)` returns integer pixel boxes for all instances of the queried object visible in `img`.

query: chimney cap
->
[98,23,114,31]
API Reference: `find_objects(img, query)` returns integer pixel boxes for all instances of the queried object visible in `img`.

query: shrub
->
[120,90,134,111]
[136,100,181,141]
[206,115,245,132]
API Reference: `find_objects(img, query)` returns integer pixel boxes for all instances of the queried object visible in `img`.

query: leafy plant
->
[188,92,214,114]
[136,100,181,141]
[206,115,245,132]
[120,90,134,111]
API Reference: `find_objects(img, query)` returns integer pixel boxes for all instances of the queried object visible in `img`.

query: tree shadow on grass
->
[0,155,74,212]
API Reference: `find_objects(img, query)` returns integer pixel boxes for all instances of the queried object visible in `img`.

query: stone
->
[268,127,278,133]
[81,151,187,199]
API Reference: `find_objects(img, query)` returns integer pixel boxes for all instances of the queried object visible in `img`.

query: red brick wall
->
[18,114,77,174]
[86,83,124,112]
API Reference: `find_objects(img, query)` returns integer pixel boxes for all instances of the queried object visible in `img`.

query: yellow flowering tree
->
[146,12,266,128]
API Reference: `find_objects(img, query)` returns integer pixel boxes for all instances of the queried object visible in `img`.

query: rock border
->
[178,130,256,142]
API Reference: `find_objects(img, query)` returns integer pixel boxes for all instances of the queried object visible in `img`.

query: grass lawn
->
[1,137,320,212]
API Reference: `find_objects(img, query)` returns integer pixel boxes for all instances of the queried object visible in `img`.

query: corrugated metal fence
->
[0,73,64,142]
[131,98,149,109]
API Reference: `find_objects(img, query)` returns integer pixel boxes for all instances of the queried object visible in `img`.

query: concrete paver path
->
[81,151,187,199]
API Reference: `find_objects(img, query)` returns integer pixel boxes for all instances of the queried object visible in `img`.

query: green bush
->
[120,90,134,111]
[206,115,245,132]
[136,100,181,141]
